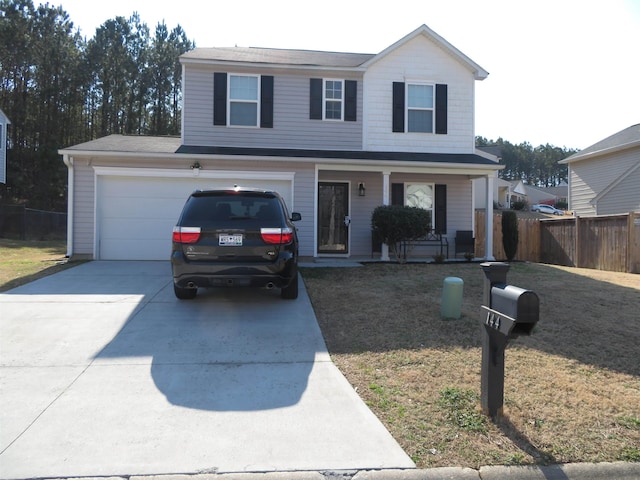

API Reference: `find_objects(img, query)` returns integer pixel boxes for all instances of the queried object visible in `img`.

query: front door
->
[318,182,349,255]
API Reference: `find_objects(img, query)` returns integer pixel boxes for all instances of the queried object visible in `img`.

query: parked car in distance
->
[171,187,302,300]
[531,204,564,215]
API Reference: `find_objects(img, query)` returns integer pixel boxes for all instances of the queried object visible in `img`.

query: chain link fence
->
[0,205,67,240]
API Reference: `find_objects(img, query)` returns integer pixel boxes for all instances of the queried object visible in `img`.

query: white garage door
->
[96,171,293,260]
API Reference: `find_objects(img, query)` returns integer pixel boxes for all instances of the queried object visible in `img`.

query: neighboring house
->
[59,25,502,261]
[541,183,568,205]
[473,145,512,209]
[514,181,557,206]
[473,174,513,209]
[0,108,9,184]
[559,124,640,216]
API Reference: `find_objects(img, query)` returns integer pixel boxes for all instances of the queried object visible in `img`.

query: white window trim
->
[323,78,344,121]
[228,73,260,128]
[405,82,435,134]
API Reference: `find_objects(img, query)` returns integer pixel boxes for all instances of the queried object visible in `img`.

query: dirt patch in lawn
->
[301,262,640,468]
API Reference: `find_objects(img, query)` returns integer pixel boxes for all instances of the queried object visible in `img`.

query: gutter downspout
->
[62,154,74,258]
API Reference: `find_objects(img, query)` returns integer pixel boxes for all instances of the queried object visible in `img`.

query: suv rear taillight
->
[173,226,201,244]
[261,227,294,245]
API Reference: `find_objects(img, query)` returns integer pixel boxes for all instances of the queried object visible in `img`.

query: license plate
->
[219,234,243,246]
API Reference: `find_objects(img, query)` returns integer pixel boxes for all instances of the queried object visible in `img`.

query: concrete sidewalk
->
[0,261,414,479]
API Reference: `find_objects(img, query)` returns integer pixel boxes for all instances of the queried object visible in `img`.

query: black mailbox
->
[482,284,539,338]
[479,263,541,418]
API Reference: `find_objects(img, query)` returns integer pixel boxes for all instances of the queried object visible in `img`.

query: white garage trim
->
[93,167,296,260]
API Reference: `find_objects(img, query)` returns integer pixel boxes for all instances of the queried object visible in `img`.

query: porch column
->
[381,171,390,261]
[484,174,496,260]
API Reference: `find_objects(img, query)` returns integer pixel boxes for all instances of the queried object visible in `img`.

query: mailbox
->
[481,284,539,338]
[479,262,541,418]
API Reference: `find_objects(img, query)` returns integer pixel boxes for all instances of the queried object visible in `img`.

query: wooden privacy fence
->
[475,210,640,274]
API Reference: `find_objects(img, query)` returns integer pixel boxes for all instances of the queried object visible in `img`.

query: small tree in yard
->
[502,210,519,261]
[372,205,431,262]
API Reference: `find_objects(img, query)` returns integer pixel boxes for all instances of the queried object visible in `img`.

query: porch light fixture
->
[358,182,366,196]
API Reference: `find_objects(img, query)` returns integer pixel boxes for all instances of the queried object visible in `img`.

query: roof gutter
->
[56,149,504,173]
[559,139,640,164]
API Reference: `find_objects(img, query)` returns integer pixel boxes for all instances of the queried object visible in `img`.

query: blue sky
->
[43,0,640,150]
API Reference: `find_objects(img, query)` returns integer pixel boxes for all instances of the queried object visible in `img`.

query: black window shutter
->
[260,75,274,128]
[345,80,357,121]
[310,78,322,120]
[435,184,447,234]
[213,73,227,126]
[391,183,404,206]
[435,84,448,134]
[392,82,405,132]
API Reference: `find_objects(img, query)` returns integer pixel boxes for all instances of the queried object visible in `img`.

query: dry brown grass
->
[301,262,640,468]
[0,239,77,292]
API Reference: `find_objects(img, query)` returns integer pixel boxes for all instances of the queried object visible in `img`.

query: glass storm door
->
[318,182,349,254]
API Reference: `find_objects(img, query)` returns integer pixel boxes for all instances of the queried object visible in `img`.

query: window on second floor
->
[310,78,357,122]
[323,79,344,120]
[393,82,448,135]
[214,73,273,128]
[229,74,259,127]
[407,84,434,133]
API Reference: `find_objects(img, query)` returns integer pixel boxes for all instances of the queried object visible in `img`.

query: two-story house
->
[59,25,502,261]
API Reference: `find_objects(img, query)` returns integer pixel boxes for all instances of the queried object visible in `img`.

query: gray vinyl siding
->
[597,164,640,215]
[182,65,363,150]
[569,147,639,216]
[73,163,96,256]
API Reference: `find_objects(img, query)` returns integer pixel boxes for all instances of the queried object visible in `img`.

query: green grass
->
[0,239,80,292]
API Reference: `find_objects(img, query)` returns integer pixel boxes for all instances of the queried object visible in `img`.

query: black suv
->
[171,188,302,300]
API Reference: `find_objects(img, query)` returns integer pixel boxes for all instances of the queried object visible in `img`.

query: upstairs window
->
[310,78,357,121]
[407,84,434,133]
[229,74,259,127]
[393,82,448,134]
[324,79,344,120]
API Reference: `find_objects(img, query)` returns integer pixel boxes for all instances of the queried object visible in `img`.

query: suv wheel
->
[280,271,298,300]
[174,284,197,300]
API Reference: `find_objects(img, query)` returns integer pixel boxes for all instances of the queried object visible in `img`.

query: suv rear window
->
[180,192,284,227]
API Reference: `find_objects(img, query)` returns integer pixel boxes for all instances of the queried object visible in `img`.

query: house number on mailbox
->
[485,311,501,330]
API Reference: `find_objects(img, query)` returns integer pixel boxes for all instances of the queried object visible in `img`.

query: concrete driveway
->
[0,261,414,479]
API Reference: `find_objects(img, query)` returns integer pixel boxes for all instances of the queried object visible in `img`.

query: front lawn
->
[302,262,640,468]
[0,239,77,292]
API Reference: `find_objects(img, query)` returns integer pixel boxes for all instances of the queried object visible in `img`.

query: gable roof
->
[180,24,488,79]
[560,123,640,164]
[361,25,488,80]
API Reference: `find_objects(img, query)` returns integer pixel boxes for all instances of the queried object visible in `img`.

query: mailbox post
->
[480,262,539,418]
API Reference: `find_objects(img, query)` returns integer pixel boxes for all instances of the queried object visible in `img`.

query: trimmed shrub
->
[501,210,519,261]
[372,205,431,261]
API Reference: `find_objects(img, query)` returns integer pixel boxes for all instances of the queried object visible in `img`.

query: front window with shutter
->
[407,84,434,133]
[324,79,344,120]
[406,183,435,231]
[229,74,259,127]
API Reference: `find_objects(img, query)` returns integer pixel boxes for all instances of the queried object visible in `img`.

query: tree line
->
[0,0,194,210]
[476,137,577,188]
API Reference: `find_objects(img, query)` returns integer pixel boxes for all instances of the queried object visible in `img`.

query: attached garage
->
[94,167,294,260]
